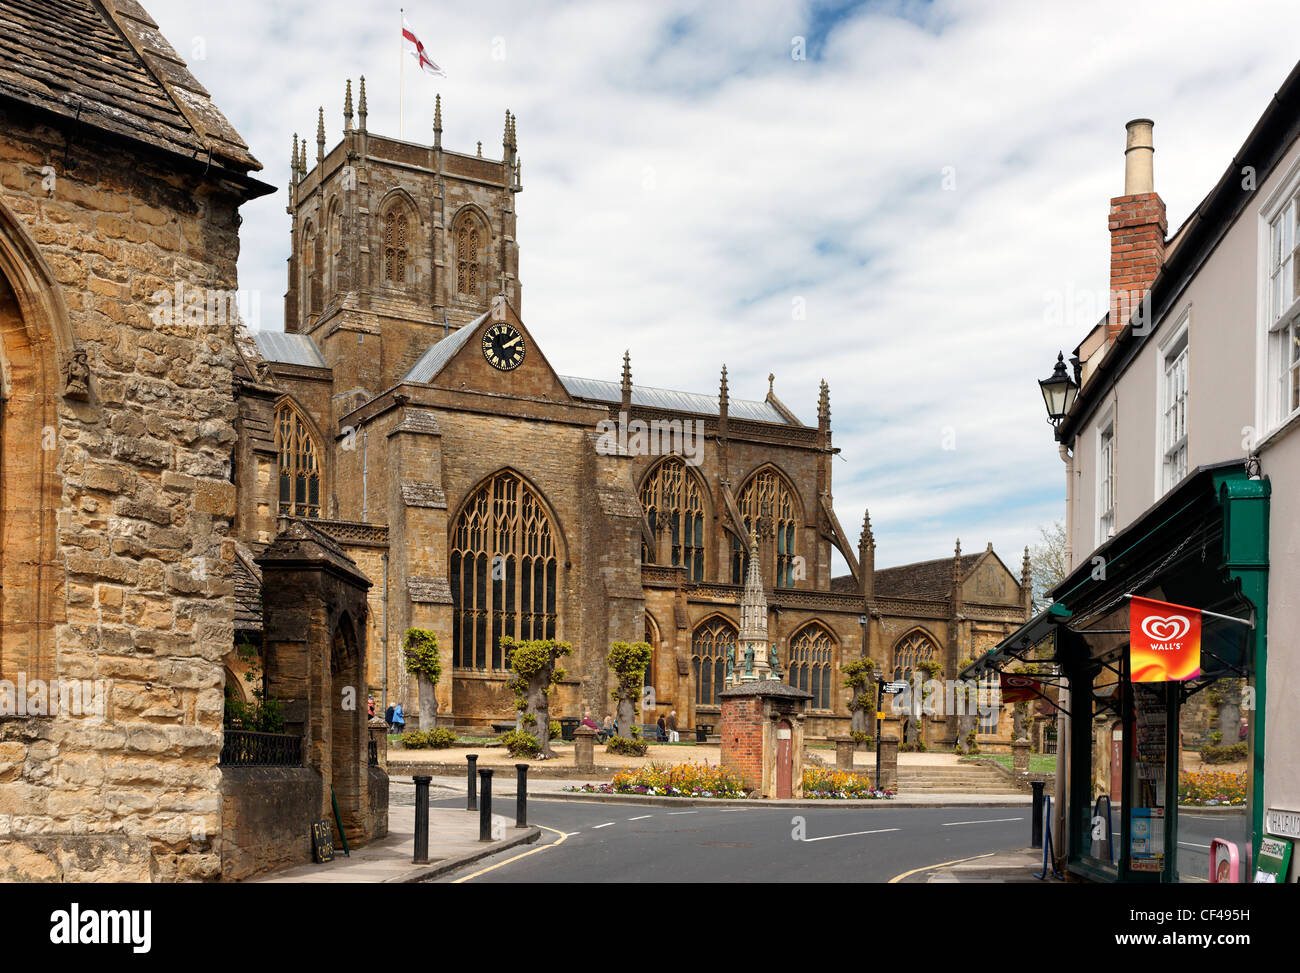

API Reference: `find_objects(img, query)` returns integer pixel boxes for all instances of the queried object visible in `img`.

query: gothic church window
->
[383,209,408,286]
[731,468,798,587]
[788,623,834,710]
[692,617,736,707]
[275,402,321,518]
[454,211,487,298]
[639,458,706,581]
[893,630,939,682]
[450,471,558,671]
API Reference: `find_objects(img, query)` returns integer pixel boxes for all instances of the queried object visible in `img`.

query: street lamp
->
[1039,351,1079,427]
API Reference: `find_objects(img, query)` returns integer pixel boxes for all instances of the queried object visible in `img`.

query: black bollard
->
[466,753,478,811]
[515,763,529,828]
[413,775,431,864]
[1031,780,1045,848]
[479,768,494,841]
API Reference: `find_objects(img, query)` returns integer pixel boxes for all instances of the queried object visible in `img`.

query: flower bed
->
[1178,770,1246,806]
[565,762,747,799]
[802,767,893,800]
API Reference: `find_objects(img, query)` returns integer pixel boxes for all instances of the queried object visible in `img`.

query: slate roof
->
[0,0,261,173]
[831,553,984,601]
[233,546,262,633]
[560,375,797,425]
[252,330,327,368]
[401,311,487,383]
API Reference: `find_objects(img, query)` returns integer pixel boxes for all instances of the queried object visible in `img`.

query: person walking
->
[656,713,667,742]
[667,709,679,743]
[367,695,376,719]
[384,703,395,729]
[392,702,406,735]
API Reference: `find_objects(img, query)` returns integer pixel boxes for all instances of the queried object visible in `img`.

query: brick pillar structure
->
[719,681,811,798]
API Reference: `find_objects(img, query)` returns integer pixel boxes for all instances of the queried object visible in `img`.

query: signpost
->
[1254,836,1293,883]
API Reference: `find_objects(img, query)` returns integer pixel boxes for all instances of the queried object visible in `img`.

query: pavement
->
[249,798,539,883]
[920,847,1056,883]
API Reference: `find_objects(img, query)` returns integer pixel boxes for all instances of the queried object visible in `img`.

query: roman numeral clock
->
[482,323,526,371]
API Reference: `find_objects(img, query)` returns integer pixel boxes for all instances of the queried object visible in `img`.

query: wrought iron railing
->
[220,729,303,767]
[368,738,379,765]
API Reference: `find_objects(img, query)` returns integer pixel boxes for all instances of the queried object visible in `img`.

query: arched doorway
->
[0,201,71,682]
[330,614,363,839]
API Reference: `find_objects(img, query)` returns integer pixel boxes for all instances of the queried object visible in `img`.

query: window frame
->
[1096,411,1116,547]
[1155,310,1190,496]
[1257,158,1300,442]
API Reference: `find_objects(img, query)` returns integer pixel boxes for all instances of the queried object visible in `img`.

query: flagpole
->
[399,7,405,139]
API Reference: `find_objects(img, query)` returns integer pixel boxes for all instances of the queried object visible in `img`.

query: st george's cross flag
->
[1129,595,1202,683]
[403,17,445,77]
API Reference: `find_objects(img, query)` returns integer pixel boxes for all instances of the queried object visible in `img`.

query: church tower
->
[283,82,523,411]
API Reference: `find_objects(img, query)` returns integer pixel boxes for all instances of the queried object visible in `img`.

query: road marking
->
[941,817,1023,827]
[628,815,652,821]
[803,827,899,843]
[593,822,615,829]
[564,832,581,837]
[888,852,996,884]
[452,824,567,883]
[667,811,697,815]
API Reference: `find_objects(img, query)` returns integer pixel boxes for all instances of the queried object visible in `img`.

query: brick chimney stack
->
[1108,119,1166,345]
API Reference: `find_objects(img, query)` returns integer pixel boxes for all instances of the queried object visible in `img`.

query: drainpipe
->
[382,552,389,713]
[361,427,368,521]
[1055,442,1073,867]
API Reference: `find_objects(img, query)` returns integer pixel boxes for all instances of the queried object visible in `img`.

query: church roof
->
[0,0,261,174]
[831,553,984,600]
[252,330,327,368]
[560,375,798,425]
[401,311,486,383]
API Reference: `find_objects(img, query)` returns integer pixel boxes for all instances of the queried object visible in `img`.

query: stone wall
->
[0,102,257,881]
[219,765,323,881]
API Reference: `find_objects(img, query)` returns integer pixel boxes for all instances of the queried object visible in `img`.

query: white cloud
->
[147,0,1300,568]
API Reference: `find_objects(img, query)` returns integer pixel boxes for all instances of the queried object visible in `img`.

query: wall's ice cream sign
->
[1129,596,1201,682]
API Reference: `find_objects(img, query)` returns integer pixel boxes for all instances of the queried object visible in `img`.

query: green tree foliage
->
[607,640,652,739]
[504,637,572,758]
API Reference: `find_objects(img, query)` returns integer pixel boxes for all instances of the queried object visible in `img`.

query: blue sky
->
[147,0,1300,569]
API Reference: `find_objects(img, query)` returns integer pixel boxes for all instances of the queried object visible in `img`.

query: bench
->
[491,722,517,734]
[694,723,714,743]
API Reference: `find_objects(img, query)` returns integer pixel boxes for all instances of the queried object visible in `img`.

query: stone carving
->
[63,348,90,400]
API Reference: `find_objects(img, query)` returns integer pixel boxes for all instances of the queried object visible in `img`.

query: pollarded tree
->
[503,636,572,758]
[608,640,652,740]
[403,628,442,731]
[841,657,876,745]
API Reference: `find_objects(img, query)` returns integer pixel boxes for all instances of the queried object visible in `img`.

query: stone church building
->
[0,0,1028,881]
[230,83,1034,743]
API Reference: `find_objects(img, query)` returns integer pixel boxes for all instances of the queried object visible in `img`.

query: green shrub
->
[426,728,457,748]
[606,735,649,757]
[549,719,563,741]
[850,730,874,748]
[1200,742,1247,764]
[400,730,430,749]
[503,729,542,758]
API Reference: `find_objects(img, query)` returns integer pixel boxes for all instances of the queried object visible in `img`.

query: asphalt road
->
[428,796,1029,882]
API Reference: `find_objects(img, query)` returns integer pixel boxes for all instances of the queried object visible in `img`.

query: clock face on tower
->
[481,323,526,372]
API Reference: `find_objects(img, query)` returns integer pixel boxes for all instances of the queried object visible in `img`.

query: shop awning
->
[960,602,1070,679]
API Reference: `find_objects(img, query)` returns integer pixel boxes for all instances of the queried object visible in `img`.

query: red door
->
[776,720,793,798]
